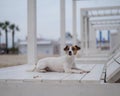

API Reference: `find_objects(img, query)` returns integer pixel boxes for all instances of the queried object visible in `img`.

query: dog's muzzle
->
[69,51,72,56]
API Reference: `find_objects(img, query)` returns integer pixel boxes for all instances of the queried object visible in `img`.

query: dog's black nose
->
[69,51,72,55]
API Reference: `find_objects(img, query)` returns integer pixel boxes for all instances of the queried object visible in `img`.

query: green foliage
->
[8,47,19,54]
[0,21,20,54]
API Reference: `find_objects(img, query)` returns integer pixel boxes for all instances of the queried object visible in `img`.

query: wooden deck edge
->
[0,82,120,96]
[107,70,120,83]
[107,67,120,82]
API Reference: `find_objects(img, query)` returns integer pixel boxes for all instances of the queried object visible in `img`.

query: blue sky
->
[0,0,120,47]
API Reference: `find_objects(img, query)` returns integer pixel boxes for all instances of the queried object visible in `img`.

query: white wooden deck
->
[0,63,120,96]
[0,64,104,84]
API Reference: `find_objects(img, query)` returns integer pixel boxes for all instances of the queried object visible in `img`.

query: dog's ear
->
[64,45,69,51]
[75,45,81,50]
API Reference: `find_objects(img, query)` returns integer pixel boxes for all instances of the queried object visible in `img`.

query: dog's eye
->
[72,47,75,51]
[67,47,69,50]
[66,47,69,51]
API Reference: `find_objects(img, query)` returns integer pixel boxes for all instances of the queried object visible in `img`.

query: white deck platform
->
[1,64,120,96]
[0,64,104,84]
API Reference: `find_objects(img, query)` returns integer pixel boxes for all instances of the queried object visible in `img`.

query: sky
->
[0,0,120,47]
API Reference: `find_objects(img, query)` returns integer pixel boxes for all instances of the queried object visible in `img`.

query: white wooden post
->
[89,23,93,50]
[81,10,88,55]
[92,28,97,50]
[89,23,97,53]
[27,0,37,65]
[84,16,88,55]
[60,0,66,55]
[72,0,77,45]
[80,10,84,53]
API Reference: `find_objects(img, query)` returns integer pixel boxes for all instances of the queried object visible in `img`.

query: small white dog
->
[31,45,90,74]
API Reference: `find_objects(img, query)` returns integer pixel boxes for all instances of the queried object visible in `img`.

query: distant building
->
[18,38,59,55]
[96,38,110,50]
[96,32,120,51]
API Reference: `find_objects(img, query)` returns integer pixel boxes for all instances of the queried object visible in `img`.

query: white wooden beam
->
[81,6,120,11]
[93,25,120,30]
[60,0,66,55]
[81,6,120,17]
[90,19,120,22]
[27,0,37,65]
[88,13,120,17]
[90,19,120,25]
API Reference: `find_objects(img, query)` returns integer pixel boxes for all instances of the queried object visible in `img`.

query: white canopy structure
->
[80,6,120,55]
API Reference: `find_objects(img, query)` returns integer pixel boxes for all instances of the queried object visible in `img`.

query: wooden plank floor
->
[0,64,104,84]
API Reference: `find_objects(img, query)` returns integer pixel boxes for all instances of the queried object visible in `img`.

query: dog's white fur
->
[31,45,89,74]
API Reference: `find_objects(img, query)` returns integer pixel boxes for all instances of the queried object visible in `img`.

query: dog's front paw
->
[80,70,90,74]
[84,70,90,73]
[86,71,90,73]
[38,69,46,73]
[80,71,84,74]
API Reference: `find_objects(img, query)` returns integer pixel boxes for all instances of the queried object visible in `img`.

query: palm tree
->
[0,22,4,50]
[9,24,19,51]
[0,32,1,50]
[2,21,10,54]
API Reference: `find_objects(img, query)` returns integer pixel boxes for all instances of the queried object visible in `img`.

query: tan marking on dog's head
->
[64,45,69,51]
[72,45,81,55]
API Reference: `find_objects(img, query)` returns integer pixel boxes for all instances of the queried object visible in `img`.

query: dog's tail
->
[26,63,37,72]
